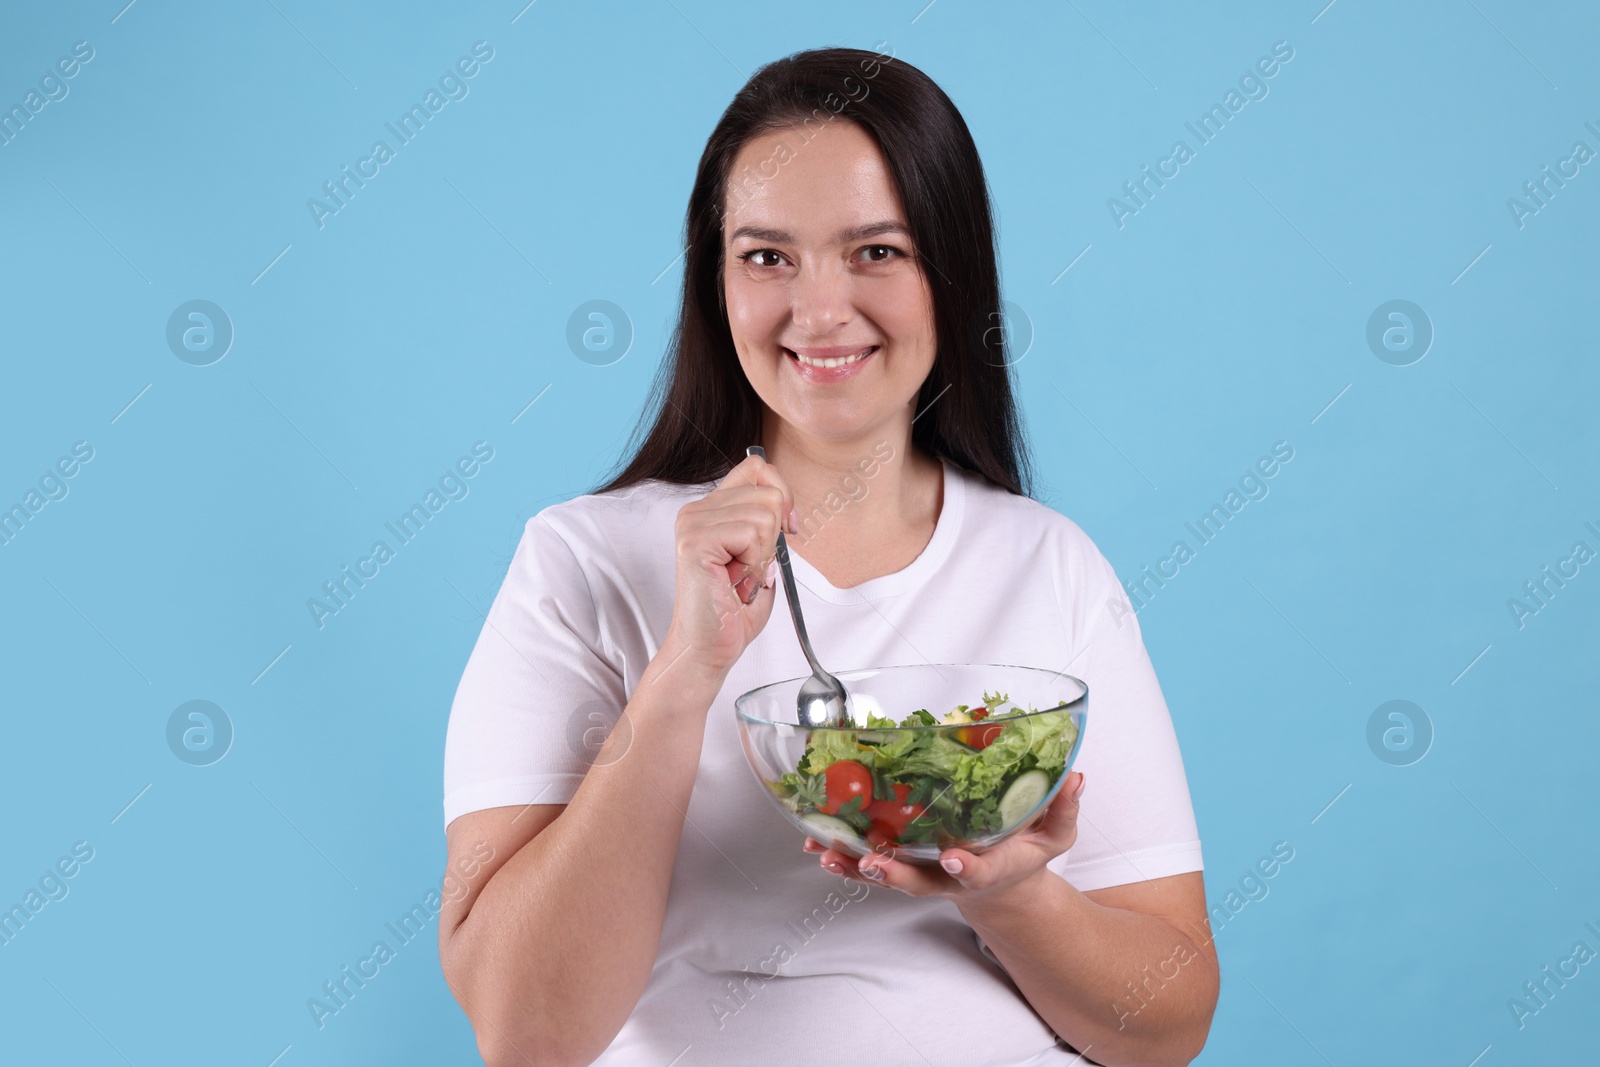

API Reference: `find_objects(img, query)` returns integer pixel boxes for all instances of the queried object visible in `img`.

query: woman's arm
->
[959,870,1217,1066]
[811,775,1218,1066]
[438,453,795,1067]
[439,653,725,1067]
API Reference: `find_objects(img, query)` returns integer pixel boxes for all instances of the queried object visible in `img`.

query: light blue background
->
[2,1,1595,1064]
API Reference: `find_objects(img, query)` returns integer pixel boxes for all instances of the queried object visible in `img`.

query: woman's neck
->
[761,424,944,589]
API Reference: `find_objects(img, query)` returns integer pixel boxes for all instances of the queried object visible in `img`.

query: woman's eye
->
[740,249,784,268]
[859,244,904,263]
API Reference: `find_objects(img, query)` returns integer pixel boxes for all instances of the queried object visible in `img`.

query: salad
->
[767,690,1079,851]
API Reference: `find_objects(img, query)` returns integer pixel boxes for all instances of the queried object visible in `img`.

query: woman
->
[440,47,1217,1067]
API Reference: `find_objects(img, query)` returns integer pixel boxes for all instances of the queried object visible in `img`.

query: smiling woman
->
[439,47,1216,1067]
[600,43,1024,503]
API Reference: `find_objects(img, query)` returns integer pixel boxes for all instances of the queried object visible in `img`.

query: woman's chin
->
[771,403,888,446]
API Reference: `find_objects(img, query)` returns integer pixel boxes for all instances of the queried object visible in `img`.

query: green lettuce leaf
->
[801,729,872,775]
[888,731,971,779]
[1021,710,1078,774]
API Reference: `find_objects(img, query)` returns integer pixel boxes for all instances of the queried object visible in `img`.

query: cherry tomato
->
[822,760,873,815]
[955,722,1003,750]
[864,788,928,842]
[970,706,989,720]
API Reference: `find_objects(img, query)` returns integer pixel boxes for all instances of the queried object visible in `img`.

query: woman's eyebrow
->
[727,221,911,243]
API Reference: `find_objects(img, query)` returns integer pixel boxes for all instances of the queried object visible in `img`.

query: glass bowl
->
[736,663,1087,865]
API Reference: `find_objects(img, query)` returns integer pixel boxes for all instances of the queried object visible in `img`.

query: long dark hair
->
[598,46,1031,497]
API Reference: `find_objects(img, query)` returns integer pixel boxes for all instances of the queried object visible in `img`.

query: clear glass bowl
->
[736,663,1087,865]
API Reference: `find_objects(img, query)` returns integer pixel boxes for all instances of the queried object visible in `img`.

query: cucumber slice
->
[800,813,866,851]
[998,770,1052,830]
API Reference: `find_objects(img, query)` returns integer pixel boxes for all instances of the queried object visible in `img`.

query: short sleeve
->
[1045,536,1204,892]
[442,514,627,828]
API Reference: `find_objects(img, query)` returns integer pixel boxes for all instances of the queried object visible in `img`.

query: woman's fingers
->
[809,844,859,879]
[690,508,783,602]
[938,772,1085,892]
[807,842,953,897]
[689,453,798,604]
[662,456,793,676]
[714,453,797,535]
[681,501,776,559]
[855,851,948,895]
[1035,770,1086,847]
[752,452,799,535]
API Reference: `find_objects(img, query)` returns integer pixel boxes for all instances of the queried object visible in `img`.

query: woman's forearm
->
[957,873,1217,1067]
[443,651,724,1067]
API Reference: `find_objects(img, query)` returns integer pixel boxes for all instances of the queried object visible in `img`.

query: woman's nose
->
[789,261,853,335]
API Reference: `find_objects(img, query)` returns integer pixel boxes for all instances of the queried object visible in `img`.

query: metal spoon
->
[745,445,850,728]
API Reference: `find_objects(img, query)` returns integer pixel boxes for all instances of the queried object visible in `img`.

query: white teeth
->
[792,347,874,369]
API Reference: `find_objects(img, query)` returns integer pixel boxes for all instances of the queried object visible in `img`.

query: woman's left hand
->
[805,770,1085,902]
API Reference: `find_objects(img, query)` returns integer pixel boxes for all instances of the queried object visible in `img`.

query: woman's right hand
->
[658,452,796,682]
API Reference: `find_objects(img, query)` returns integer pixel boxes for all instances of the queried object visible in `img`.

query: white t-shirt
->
[443,457,1204,1067]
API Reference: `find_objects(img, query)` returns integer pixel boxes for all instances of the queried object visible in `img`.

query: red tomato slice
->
[970,706,989,720]
[956,723,1003,750]
[864,796,928,840]
[822,760,873,815]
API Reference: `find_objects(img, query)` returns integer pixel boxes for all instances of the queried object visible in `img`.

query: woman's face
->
[721,120,936,448]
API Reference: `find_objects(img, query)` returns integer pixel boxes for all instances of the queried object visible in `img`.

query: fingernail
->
[824,861,843,874]
[860,862,884,880]
[1070,771,1086,799]
[940,855,964,875]
[764,557,778,586]
[788,508,799,535]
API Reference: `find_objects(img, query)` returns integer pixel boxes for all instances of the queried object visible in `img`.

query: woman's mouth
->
[784,345,878,382]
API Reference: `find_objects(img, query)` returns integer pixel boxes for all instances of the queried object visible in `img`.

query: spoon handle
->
[745,445,826,677]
